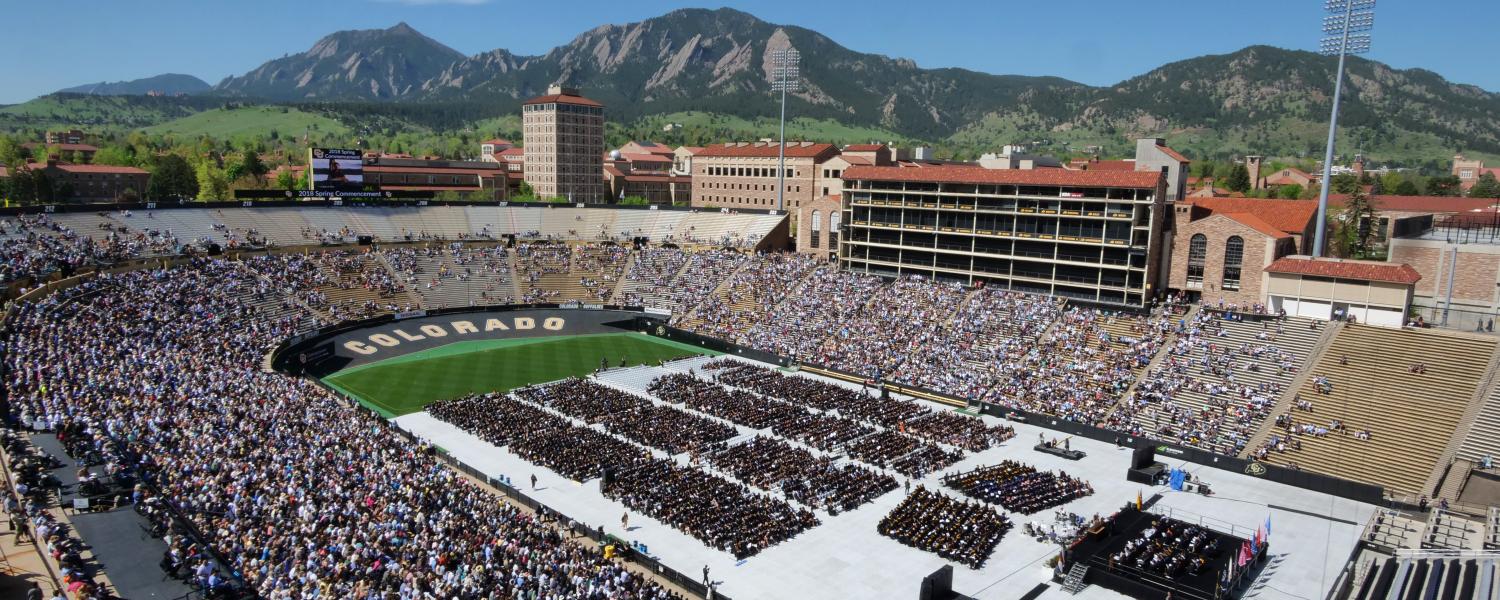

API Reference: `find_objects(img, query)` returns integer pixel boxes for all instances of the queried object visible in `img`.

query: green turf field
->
[323,333,716,417]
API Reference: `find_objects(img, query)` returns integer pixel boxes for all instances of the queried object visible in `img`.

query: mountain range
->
[57,73,211,97]
[24,8,1500,162]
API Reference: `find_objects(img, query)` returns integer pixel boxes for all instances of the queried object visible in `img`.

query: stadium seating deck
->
[1120,313,1324,455]
[681,253,819,341]
[1259,325,1498,497]
[1459,378,1500,465]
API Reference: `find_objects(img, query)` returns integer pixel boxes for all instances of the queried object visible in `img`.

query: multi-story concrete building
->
[690,142,840,211]
[840,165,1167,306]
[522,86,605,202]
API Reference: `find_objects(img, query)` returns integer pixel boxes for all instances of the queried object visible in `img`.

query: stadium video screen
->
[310,148,364,192]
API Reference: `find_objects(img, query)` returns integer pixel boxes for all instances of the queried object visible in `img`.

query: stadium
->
[0,201,1496,600]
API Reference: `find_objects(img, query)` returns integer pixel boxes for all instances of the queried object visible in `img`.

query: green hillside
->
[142,106,349,140]
[0,93,216,131]
[613,112,911,149]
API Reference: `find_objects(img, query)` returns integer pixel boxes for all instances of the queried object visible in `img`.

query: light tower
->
[770,48,801,213]
[1312,0,1375,257]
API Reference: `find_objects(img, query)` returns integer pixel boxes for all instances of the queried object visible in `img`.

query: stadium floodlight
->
[1312,0,1375,257]
[770,48,801,213]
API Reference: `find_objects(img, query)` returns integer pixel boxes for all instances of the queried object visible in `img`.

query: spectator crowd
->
[4,260,687,599]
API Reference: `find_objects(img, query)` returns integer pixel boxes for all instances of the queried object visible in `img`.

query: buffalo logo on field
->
[656,325,666,336]
[1244,462,1268,476]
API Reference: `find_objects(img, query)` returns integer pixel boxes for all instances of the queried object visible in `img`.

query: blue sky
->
[0,0,1492,104]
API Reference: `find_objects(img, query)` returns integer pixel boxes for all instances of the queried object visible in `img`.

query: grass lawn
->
[142,106,350,139]
[323,333,716,417]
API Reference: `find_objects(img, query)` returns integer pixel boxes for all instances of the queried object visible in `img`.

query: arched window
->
[829,211,842,252]
[1186,234,1207,285]
[810,210,822,249]
[1222,235,1244,291]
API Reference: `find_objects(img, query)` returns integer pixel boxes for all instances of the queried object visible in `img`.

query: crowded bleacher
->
[6,205,1500,597]
[1117,309,1320,454]
[3,261,687,598]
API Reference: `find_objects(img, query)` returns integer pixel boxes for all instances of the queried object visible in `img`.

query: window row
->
[703,166,798,178]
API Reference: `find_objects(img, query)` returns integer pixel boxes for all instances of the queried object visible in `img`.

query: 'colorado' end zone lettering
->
[345,316,566,356]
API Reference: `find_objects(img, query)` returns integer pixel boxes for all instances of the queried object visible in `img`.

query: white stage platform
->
[393,356,1375,600]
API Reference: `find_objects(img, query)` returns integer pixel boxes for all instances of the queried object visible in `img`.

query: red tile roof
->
[620,153,672,163]
[843,165,1162,188]
[482,139,513,147]
[498,147,525,157]
[1219,212,1291,239]
[603,165,689,183]
[844,144,887,152]
[1185,198,1318,235]
[697,142,838,159]
[1157,145,1190,163]
[48,163,148,175]
[522,93,603,107]
[1330,194,1499,214]
[1264,256,1422,285]
[679,146,705,155]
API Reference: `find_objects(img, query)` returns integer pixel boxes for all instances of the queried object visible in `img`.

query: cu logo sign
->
[1244,462,1268,476]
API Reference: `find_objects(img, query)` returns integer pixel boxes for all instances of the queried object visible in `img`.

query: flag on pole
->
[1265,514,1272,540]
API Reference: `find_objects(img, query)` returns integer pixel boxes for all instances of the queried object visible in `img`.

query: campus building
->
[690,142,841,211]
[604,142,691,205]
[839,165,1168,306]
[522,86,605,203]
[1166,198,1319,307]
[1453,154,1500,192]
[270,155,512,200]
[30,158,150,201]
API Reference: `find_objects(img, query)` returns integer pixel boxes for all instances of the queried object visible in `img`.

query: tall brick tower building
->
[522,85,605,203]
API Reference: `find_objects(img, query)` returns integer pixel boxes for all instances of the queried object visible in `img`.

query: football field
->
[323,332,716,416]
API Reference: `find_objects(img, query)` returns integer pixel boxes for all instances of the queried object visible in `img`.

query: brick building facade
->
[1166,199,1317,306]
[796,194,842,259]
[522,86,605,203]
[32,159,150,201]
[690,142,839,211]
